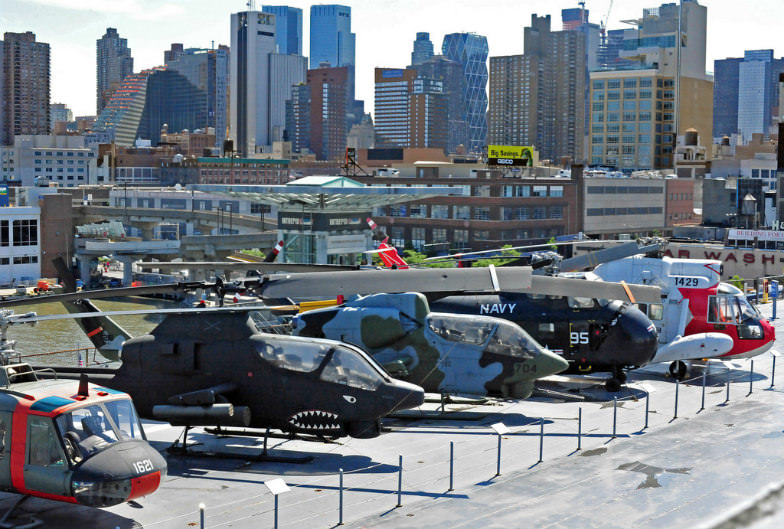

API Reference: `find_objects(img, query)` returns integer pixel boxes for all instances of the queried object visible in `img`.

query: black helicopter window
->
[320,346,383,391]
[427,314,492,345]
[27,416,65,468]
[567,297,595,309]
[258,340,330,373]
[483,320,535,358]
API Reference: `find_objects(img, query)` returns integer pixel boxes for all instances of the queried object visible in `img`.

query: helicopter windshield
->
[735,294,761,321]
[320,345,384,391]
[54,399,145,464]
[254,338,331,372]
[427,314,493,345]
[482,319,537,358]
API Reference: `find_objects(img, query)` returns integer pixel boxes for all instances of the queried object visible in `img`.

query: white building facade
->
[0,206,41,284]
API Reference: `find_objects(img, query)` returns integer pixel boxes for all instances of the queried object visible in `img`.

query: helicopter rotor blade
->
[2,305,299,324]
[259,266,661,304]
[0,282,210,309]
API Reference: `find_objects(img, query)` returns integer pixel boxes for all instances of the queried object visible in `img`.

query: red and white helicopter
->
[585,255,776,379]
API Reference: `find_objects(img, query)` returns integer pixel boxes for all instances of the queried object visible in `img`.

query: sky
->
[2,0,783,118]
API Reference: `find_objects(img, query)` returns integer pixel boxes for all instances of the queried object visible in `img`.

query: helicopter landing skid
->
[168,426,314,464]
[0,496,43,529]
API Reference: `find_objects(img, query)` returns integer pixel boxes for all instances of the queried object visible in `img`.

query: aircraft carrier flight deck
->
[2,303,783,529]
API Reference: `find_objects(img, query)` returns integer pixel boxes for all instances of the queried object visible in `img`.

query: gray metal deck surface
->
[1,303,783,529]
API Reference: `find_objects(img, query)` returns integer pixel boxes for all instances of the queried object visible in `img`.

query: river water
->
[4,297,174,367]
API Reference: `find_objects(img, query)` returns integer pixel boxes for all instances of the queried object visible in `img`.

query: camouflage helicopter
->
[292,292,569,399]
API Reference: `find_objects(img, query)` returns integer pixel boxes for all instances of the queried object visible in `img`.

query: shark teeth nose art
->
[288,410,341,431]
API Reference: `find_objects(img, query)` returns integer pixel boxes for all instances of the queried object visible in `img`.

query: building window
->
[453,229,469,245]
[454,205,470,220]
[550,206,563,219]
[550,186,563,198]
[389,205,406,217]
[430,205,449,219]
[0,221,8,247]
[161,198,187,209]
[473,230,489,240]
[411,228,425,251]
[533,186,548,197]
[432,228,447,242]
[473,207,490,220]
[533,207,545,219]
[409,204,427,218]
[12,220,37,247]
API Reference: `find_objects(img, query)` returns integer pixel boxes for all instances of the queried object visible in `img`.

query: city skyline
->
[2,0,783,119]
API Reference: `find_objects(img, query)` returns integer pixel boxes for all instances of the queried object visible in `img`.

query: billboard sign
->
[488,145,534,167]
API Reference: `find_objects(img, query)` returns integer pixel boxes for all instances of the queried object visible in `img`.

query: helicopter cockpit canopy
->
[427,313,538,358]
[54,399,145,464]
[254,338,386,391]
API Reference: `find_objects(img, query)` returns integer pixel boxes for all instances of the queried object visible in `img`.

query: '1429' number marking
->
[674,277,699,287]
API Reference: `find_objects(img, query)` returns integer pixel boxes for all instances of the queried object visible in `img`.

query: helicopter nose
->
[616,306,659,365]
[383,379,425,413]
[538,347,569,377]
[71,440,167,507]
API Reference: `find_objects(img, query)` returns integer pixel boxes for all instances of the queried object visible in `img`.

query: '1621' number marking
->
[132,459,153,474]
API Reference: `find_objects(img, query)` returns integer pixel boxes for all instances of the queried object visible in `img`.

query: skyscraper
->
[307,67,348,161]
[713,57,742,139]
[309,5,354,70]
[588,0,711,170]
[50,102,73,129]
[230,10,275,156]
[413,56,467,154]
[411,32,434,66]
[230,10,306,156]
[96,28,133,116]
[285,83,310,153]
[269,53,308,143]
[374,68,447,152]
[488,15,585,163]
[2,32,50,145]
[262,5,303,55]
[442,33,488,155]
[738,50,774,143]
[310,5,356,107]
[92,71,150,146]
[166,46,230,147]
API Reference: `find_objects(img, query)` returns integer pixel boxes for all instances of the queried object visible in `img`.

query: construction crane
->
[600,0,614,47]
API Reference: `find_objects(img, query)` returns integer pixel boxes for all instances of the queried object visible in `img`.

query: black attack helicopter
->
[0,289,425,443]
[0,309,166,524]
